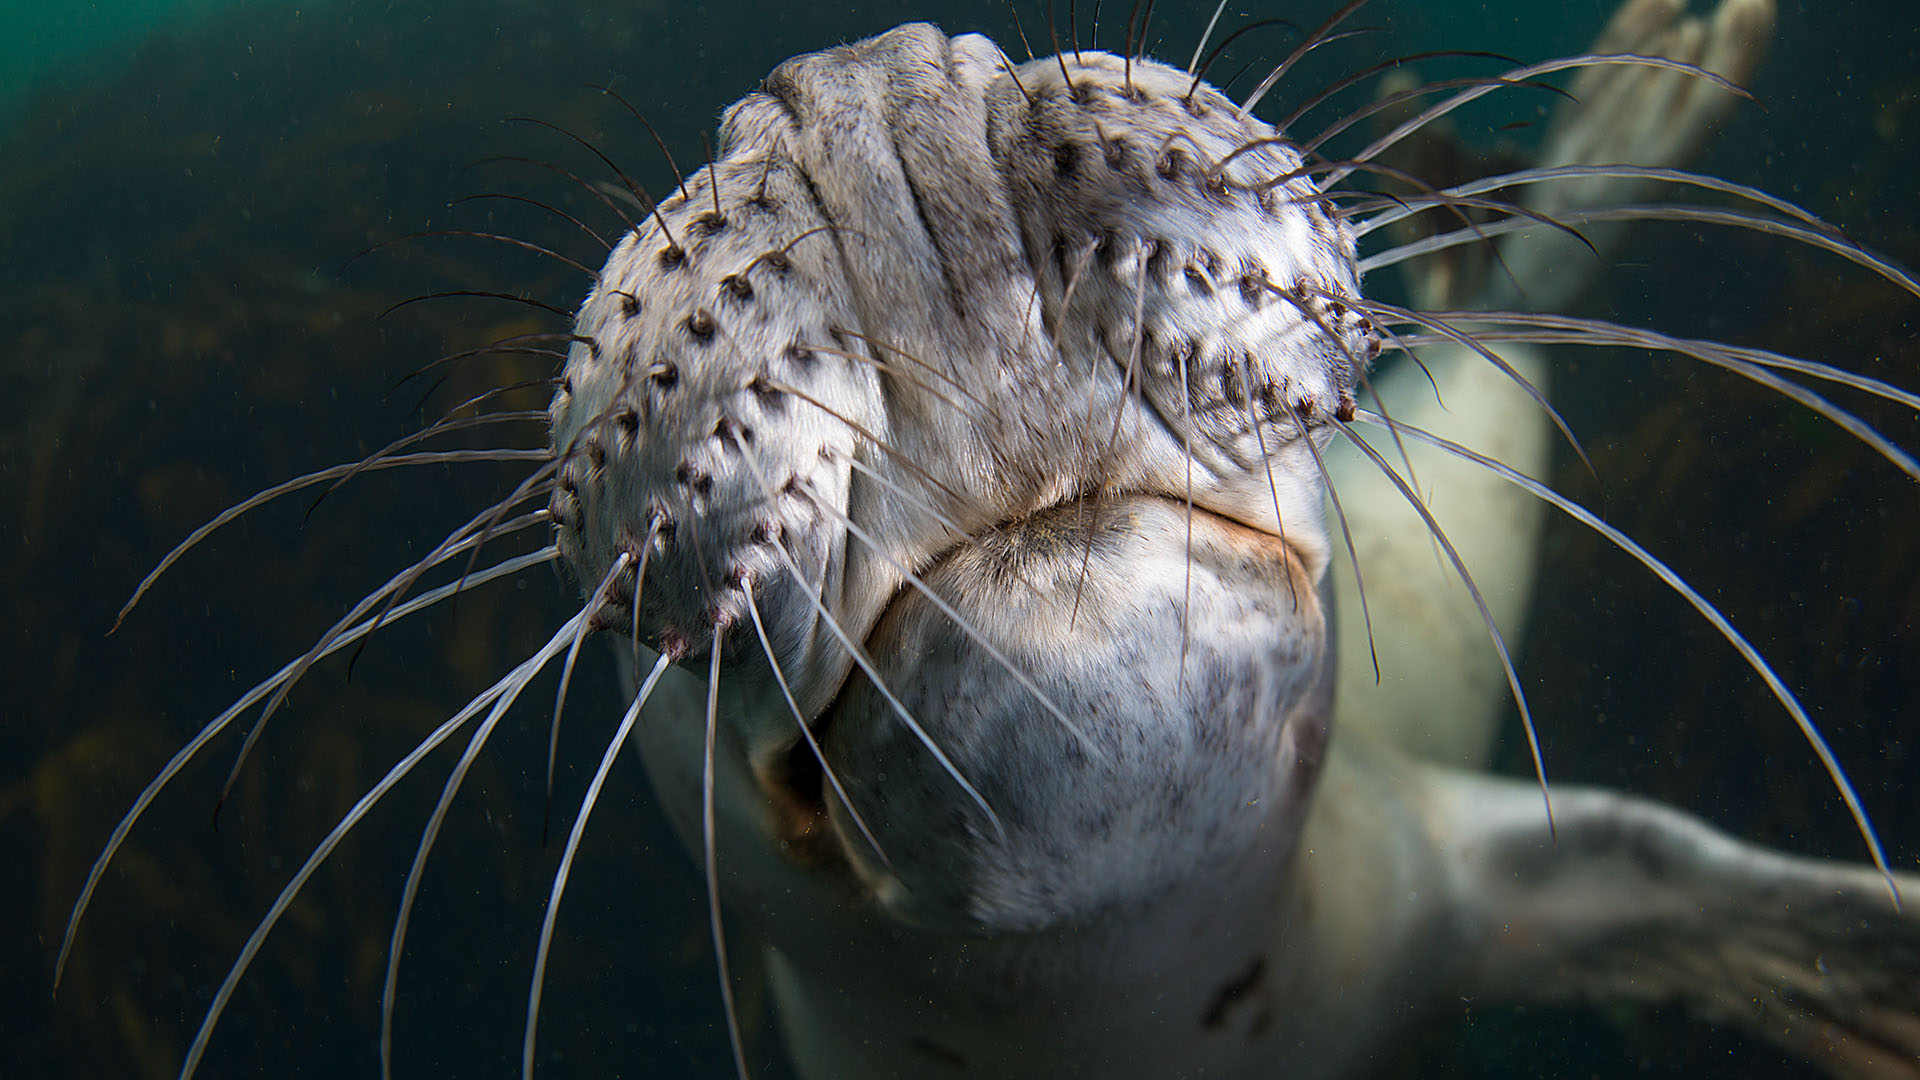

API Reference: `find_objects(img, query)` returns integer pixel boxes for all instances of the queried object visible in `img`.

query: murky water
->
[4,2,1915,1076]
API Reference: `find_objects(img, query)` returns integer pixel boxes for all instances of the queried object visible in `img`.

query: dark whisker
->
[472,154,639,232]
[509,115,682,255]
[1187,19,1297,104]
[1330,52,1754,189]
[1276,50,1523,131]
[344,228,597,278]
[380,288,577,322]
[591,82,689,200]
[1238,0,1371,117]
[451,193,613,253]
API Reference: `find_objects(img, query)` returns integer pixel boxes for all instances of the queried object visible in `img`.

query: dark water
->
[3,1,1915,1077]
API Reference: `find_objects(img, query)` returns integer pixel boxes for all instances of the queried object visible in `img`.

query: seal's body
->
[561,10,1920,1079]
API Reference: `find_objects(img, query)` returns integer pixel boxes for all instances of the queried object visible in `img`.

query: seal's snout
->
[551,25,1371,742]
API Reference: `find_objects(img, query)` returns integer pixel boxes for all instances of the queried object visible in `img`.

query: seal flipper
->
[1422,768,1920,1078]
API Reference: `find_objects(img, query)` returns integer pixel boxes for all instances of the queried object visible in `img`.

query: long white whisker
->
[770,463,1103,761]
[177,602,591,1080]
[743,583,893,871]
[1330,415,1555,837]
[1185,0,1232,75]
[522,649,673,1080]
[217,490,557,811]
[752,517,1006,842]
[703,636,752,1080]
[1359,204,1920,301]
[1351,164,1842,239]
[381,553,632,1080]
[1355,409,1901,908]
[1379,310,1920,484]
[54,542,558,992]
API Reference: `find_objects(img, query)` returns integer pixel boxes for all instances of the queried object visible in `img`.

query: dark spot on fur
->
[1053,141,1078,178]
[693,211,727,236]
[721,273,754,301]
[1156,148,1182,180]
[763,250,792,273]
[685,308,716,342]
[650,362,679,389]
[749,374,784,409]
[614,290,640,318]
[618,409,639,436]
[658,245,686,269]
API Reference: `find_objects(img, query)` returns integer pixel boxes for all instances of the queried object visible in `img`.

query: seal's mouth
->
[747,487,1327,921]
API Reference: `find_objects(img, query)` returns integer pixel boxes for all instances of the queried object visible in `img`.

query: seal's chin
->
[773,492,1333,932]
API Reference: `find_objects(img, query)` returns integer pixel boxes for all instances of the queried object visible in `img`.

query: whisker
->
[1300,73,1574,158]
[471,154,639,233]
[306,411,548,520]
[345,228,596,278]
[742,582,893,871]
[591,83,690,200]
[171,571,585,1080]
[450,193,613,253]
[544,553,639,846]
[1328,52,1753,190]
[1355,410,1901,907]
[832,327,1005,423]
[56,545,559,993]
[1358,204,1920,301]
[380,553,631,1080]
[758,376,979,516]
[393,332,590,389]
[1349,164,1843,239]
[521,650,674,1080]
[1391,310,1920,483]
[380,287,579,321]
[1237,0,1371,118]
[1345,296,1595,480]
[1275,50,1524,132]
[219,484,558,819]
[1296,405,1379,683]
[754,525,1006,843]
[507,115,681,255]
[112,449,551,632]
[1187,20,1296,105]
[1184,0,1233,74]
[1230,356,1302,614]
[775,460,1103,761]
[702,636,753,1080]
[1330,415,1553,837]
[1071,241,1153,627]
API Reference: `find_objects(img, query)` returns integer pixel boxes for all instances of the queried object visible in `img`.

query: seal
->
[56,1,1920,1077]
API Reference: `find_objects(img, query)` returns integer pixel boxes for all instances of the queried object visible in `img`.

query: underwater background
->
[3,1,1915,1077]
